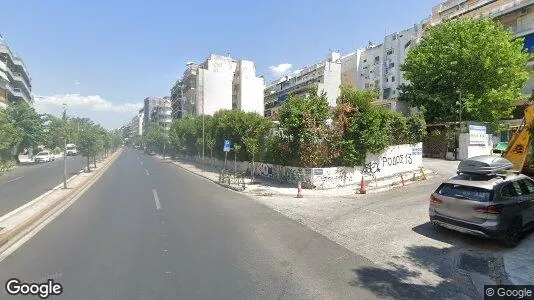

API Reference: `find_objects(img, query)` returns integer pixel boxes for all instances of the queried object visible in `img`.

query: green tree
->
[206,134,216,159]
[144,125,168,153]
[277,89,331,167]
[77,124,103,171]
[232,144,241,173]
[331,86,426,167]
[7,102,44,163]
[400,18,529,126]
[242,136,259,181]
[0,109,22,164]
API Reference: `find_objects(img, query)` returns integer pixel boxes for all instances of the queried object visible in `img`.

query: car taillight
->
[474,204,504,214]
[430,195,443,205]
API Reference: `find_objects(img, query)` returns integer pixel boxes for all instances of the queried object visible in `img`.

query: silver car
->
[429,156,534,247]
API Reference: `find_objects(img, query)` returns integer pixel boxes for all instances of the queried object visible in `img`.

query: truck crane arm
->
[502,105,534,172]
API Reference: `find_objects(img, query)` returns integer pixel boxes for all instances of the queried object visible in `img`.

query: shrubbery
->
[164,86,426,168]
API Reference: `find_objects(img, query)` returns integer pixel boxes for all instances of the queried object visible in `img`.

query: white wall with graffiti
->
[363,143,423,179]
[182,143,423,190]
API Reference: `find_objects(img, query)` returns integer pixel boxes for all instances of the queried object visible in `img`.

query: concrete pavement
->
[0,156,85,216]
[0,148,431,299]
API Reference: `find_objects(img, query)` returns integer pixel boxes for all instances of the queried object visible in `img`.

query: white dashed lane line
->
[152,189,162,210]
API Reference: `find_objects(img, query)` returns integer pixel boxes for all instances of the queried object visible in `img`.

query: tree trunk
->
[87,156,91,172]
[252,154,255,183]
[234,152,237,174]
[12,145,21,165]
[93,156,97,168]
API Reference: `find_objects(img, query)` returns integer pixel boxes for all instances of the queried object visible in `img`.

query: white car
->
[34,150,55,163]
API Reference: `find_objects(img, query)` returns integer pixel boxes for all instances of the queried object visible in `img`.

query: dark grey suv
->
[429,156,534,247]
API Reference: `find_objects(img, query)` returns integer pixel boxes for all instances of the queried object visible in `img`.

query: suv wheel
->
[503,219,523,248]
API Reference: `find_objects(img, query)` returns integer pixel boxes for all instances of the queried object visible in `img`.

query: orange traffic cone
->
[359,176,367,194]
[297,181,304,198]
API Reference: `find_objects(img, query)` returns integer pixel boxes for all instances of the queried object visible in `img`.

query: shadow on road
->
[412,222,506,252]
[349,245,476,299]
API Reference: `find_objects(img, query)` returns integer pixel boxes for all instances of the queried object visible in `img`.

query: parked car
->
[429,155,534,247]
[34,150,55,163]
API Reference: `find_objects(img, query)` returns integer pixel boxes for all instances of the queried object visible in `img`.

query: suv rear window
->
[437,184,492,202]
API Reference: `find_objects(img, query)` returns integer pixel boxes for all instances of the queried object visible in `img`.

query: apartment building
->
[340,22,426,114]
[171,54,264,118]
[430,0,534,94]
[143,96,165,134]
[0,35,32,107]
[130,108,144,136]
[150,98,172,131]
[264,52,342,119]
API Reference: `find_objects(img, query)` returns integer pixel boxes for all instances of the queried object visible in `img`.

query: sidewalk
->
[503,231,534,285]
[165,156,436,197]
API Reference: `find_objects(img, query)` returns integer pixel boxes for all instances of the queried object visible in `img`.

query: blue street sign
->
[223,140,232,152]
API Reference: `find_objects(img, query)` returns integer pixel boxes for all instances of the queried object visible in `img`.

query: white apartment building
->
[0,35,32,107]
[130,108,144,136]
[264,52,342,118]
[172,54,264,117]
[143,96,165,133]
[151,98,172,131]
[340,22,426,114]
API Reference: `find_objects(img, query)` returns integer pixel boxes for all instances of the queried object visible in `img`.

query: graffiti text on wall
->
[364,152,415,174]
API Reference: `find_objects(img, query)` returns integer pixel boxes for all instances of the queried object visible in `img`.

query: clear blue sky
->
[2,0,439,129]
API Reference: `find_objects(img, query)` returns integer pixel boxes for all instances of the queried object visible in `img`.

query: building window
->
[389,62,395,68]
[363,59,367,63]
[392,76,396,82]
[386,49,394,55]
[386,78,389,82]
[374,56,380,62]
[365,83,369,88]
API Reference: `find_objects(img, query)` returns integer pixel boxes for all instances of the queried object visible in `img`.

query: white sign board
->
[469,125,487,146]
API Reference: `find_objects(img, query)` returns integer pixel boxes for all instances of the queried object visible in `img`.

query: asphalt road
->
[0,149,425,299]
[0,156,85,216]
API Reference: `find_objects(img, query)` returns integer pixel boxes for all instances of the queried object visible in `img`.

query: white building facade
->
[151,98,172,131]
[264,52,342,118]
[173,54,264,117]
[340,22,426,114]
[0,35,32,107]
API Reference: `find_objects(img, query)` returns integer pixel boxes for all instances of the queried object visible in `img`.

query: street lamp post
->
[62,103,68,189]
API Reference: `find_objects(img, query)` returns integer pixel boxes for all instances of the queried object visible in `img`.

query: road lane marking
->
[152,189,162,210]
[0,176,24,186]
[145,169,150,176]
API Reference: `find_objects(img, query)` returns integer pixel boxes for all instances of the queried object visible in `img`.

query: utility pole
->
[62,103,68,189]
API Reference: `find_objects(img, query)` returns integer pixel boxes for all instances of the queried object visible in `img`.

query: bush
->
[168,87,426,168]
[52,147,61,155]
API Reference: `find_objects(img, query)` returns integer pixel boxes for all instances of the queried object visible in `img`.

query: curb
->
[0,149,123,250]
[165,159,245,192]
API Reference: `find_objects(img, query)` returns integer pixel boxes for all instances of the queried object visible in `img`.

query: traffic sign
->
[223,140,232,152]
